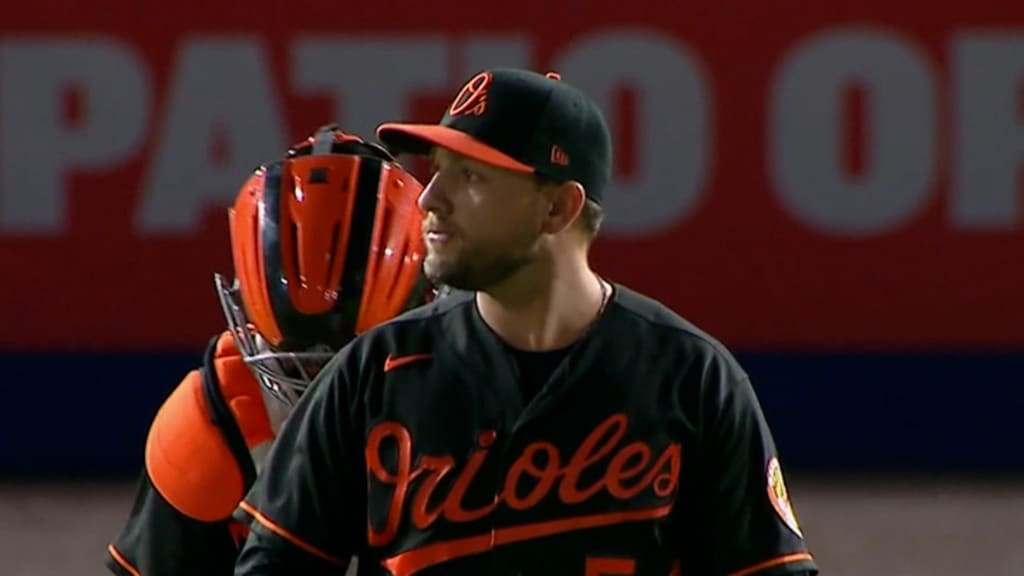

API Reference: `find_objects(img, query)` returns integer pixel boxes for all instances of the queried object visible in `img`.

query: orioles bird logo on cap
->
[448,72,492,117]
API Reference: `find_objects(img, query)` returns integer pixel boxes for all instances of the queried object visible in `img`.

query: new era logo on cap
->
[550,145,569,166]
[376,67,612,205]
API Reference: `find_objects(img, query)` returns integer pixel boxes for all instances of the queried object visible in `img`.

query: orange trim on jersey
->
[727,552,815,576]
[239,501,346,567]
[107,544,142,576]
[383,504,673,576]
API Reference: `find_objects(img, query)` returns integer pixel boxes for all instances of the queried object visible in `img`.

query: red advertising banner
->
[1,0,1022,350]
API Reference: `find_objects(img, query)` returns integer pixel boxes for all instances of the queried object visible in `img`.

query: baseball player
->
[104,125,431,576]
[234,69,818,576]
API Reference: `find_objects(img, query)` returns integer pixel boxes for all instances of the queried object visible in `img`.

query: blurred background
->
[2,1,1023,574]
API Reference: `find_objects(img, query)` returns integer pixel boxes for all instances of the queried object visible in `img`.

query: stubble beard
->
[424,243,537,292]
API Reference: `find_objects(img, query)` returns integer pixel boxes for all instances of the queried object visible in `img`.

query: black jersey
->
[106,333,264,576]
[235,285,818,576]
[106,472,253,576]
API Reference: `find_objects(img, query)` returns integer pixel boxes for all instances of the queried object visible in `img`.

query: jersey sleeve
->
[677,350,819,576]
[105,470,240,576]
[233,350,361,576]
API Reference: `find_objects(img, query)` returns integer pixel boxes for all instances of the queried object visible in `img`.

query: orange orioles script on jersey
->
[365,413,682,576]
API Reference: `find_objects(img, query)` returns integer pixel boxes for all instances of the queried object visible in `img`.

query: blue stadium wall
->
[3,350,1022,478]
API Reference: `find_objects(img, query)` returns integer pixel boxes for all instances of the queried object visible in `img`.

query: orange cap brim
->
[376,123,534,174]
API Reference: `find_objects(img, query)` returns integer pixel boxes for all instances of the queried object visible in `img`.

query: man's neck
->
[476,257,608,352]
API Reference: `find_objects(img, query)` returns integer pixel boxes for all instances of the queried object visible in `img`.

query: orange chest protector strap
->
[145,333,274,522]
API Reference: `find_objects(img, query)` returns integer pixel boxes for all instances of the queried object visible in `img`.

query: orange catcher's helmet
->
[215,124,429,405]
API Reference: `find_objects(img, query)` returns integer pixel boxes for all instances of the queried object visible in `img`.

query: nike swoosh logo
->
[384,353,433,373]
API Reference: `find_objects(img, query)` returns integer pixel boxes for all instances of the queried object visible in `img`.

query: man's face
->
[417,148,550,291]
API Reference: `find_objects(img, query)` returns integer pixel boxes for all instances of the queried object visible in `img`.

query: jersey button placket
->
[489,429,528,576]
[486,428,504,569]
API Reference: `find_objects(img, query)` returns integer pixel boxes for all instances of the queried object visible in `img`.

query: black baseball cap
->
[376,67,613,205]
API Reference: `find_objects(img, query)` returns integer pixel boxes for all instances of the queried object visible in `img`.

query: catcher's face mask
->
[216,126,430,406]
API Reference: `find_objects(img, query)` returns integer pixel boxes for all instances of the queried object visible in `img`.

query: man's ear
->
[541,180,586,235]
